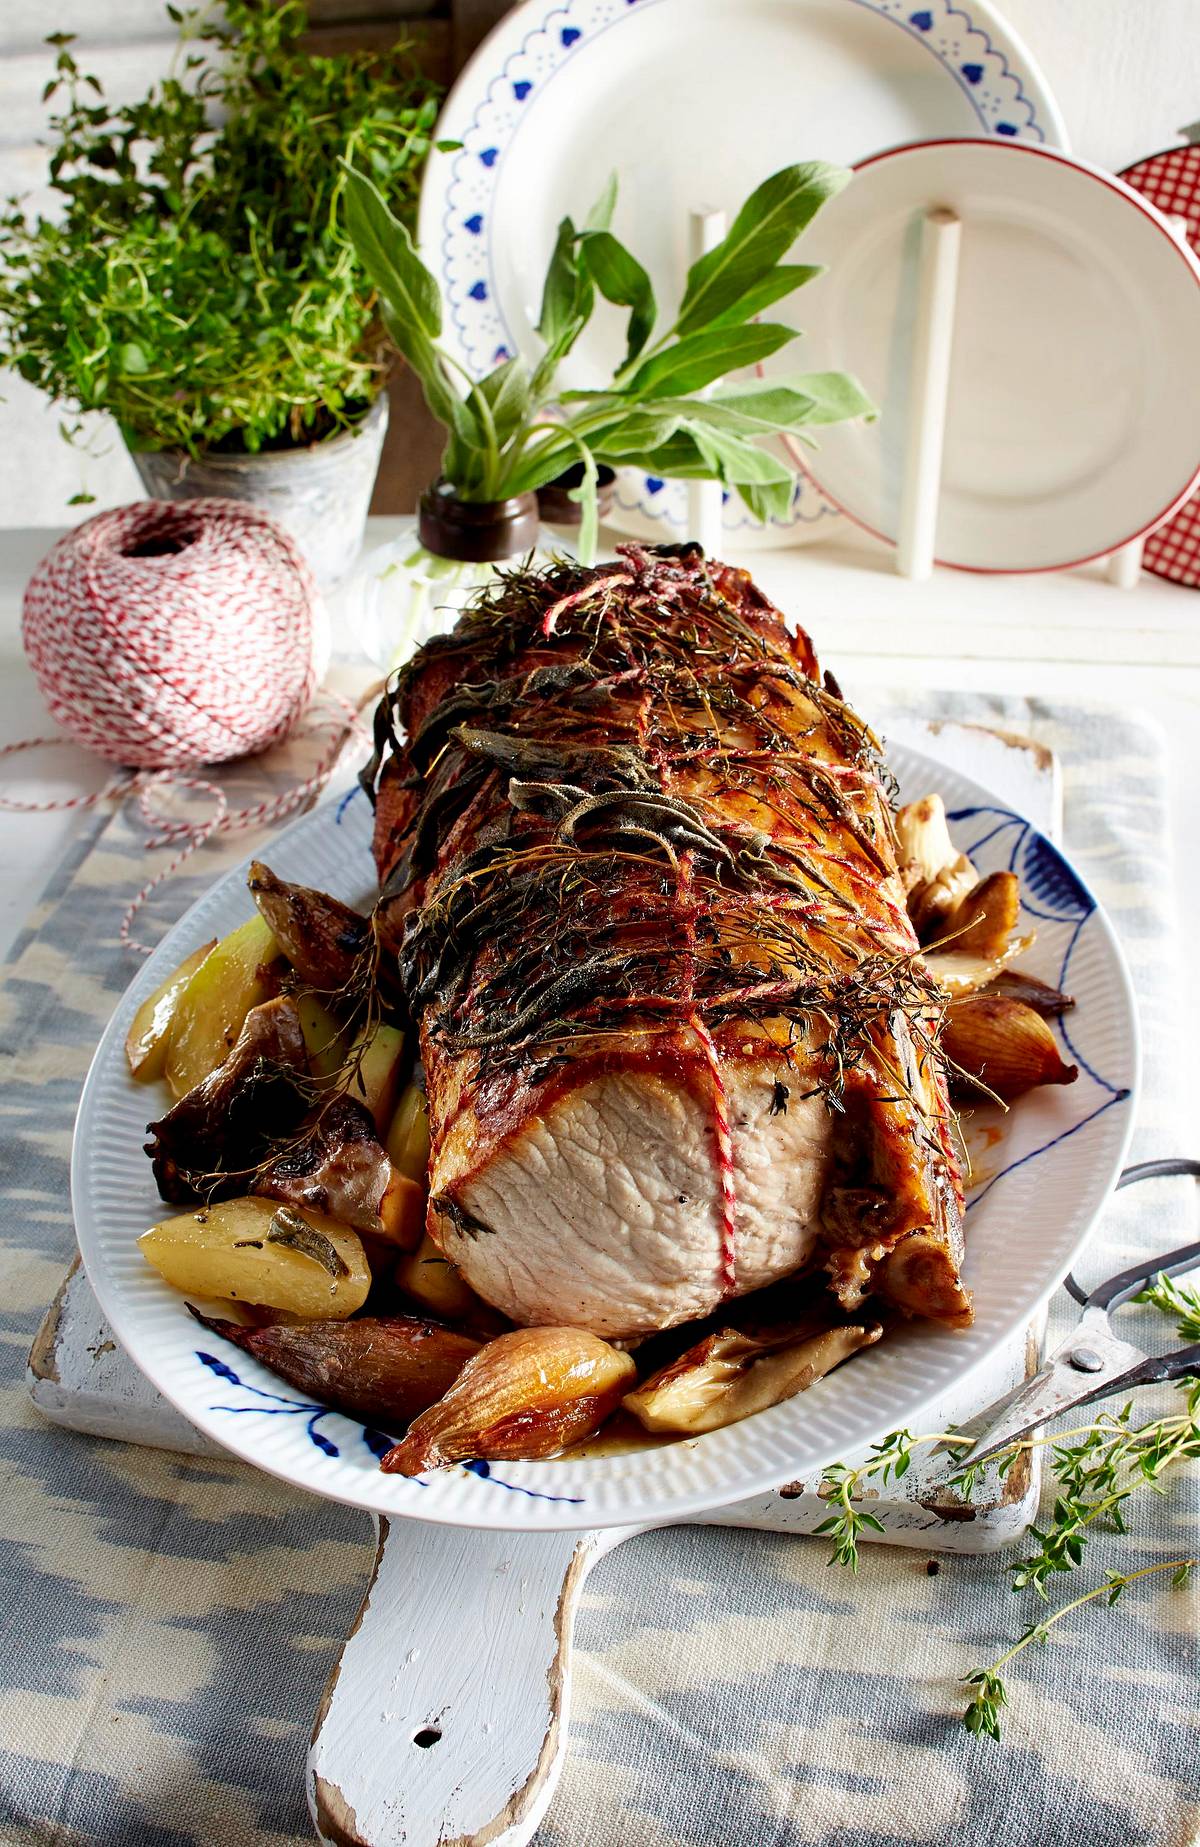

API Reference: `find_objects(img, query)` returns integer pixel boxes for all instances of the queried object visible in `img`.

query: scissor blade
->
[957,1309,1148,1470]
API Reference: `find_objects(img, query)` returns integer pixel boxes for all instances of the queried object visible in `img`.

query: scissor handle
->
[1063,1158,1200,1308]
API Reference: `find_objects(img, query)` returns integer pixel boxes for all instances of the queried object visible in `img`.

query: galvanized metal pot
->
[128,393,388,589]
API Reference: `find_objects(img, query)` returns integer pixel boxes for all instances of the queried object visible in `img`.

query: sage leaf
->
[628,431,713,479]
[734,369,875,424]
[585,171,619,233]
[585,407,683,459]
[682,418,795,488]
[624,321,796,397]
[735,476,796,523]
[675,162,850,337]
[578,229,656,364]
[705,263,824,331]
[341,162,441,339]
[477,355,532,448]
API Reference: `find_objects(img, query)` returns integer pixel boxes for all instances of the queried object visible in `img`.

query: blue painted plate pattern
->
[421,0,1065,541]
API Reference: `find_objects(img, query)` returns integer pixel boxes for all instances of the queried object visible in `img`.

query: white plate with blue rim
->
[418,0,1067,549]
[71,743,1137,1532]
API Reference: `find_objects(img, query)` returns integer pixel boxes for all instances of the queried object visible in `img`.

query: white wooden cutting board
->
[28,718,1059,1847]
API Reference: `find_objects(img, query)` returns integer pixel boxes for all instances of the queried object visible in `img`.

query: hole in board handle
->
[413,1727,442,1749]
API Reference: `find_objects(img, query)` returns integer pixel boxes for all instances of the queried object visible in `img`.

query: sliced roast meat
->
[364,546,970,1339]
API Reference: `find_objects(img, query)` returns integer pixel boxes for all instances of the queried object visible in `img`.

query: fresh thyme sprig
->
[814,1429,968,1569]
[961,1558,1196,1741]
[1137,1269,1200,1341]
[817,1269,1200,1737]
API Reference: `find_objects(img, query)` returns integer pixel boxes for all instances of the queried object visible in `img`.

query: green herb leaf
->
[623,321,797,398]
[584,171,618,233]
[577,229,656,364]
[734,476,796,524]
[705,263,824,330]
[742,368,875,424]
[537,214,589,349]
[585,406,683,459]
[568,443,600,566]
[341,163,479,462]
[674,162,850,337]
[476,355,532,449]
[341,162,441,339]
[682,417,796,488]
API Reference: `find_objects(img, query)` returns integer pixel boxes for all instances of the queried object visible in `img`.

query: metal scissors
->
[958,1159,1200,1469]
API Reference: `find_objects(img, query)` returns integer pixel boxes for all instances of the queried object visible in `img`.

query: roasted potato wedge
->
[125,940,216,1082]
[347,1022,406,1133]
[140,1196,371,1318]
[378,1171,426,1249]
[164,914,281,1099]
[385,1081,431,1182]
[381,1327,636,1473]
[295,991,346,1080]
[394,1231,484,1322]
[189,1307,480,1428]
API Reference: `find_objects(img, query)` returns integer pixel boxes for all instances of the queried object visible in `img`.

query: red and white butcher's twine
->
[677,852,739,1292]
[1,500,370,955]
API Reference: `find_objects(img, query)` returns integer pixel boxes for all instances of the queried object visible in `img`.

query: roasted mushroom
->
[254,1094,424,1247]
[623,1319,882,1435]
[146,995,309,1203]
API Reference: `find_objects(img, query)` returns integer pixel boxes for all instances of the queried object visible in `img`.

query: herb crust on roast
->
[362,545,969,1340]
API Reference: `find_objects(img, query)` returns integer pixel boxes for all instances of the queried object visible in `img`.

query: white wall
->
[2,0,1198,527]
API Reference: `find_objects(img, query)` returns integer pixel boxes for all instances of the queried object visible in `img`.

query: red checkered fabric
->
[1121,145,1200,588]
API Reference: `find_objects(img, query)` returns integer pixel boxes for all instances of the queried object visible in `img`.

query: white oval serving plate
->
[72,745,1138,1531]
[794,138,1200,571]
[418,0,1066,549]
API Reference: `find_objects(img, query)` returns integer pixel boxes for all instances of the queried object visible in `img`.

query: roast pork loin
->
[364,546,969,1341]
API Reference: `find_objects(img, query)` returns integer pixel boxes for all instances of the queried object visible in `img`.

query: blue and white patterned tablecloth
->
[0,692,1196,1847]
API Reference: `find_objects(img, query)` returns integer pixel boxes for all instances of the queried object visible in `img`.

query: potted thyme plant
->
[339,158,874,661]
[0,2,444,585]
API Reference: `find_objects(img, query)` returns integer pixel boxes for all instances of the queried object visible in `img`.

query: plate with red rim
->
[71,747,1138,1531]
[789,138,1200,572]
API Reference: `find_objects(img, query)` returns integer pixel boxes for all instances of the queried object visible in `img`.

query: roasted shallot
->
[380,1327,636,1474]
[943,994,1078,1103]
[189,1307,480,1428]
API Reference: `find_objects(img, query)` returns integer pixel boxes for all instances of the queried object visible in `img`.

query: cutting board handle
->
[308,1516,637,1847]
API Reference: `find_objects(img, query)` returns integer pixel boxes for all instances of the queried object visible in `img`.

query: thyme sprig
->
[817,1270,1200,1741]
[962,1558,1196,1741]
[960,1558,1188,1743]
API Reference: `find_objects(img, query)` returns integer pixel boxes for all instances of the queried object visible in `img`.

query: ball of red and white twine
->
[1,499,368,953]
